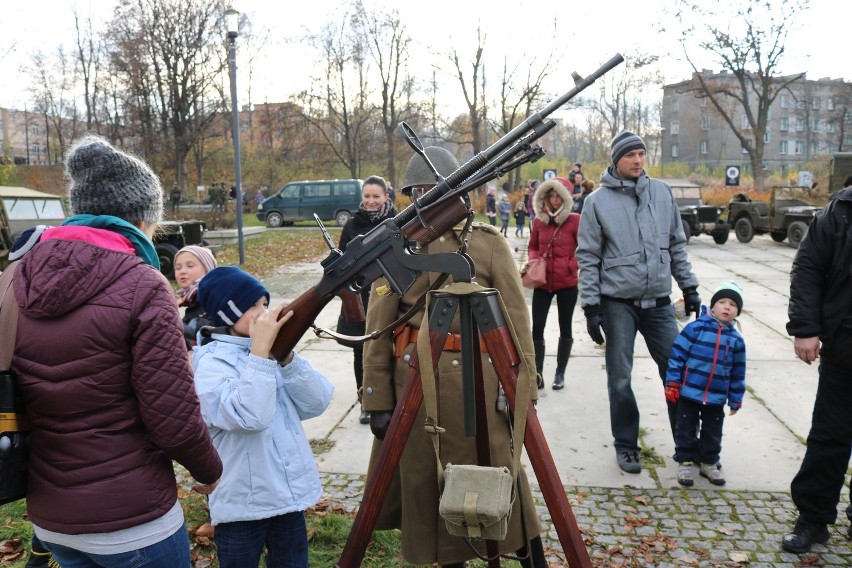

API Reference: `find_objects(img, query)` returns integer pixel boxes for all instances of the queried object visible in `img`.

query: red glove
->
[664,384,680,404]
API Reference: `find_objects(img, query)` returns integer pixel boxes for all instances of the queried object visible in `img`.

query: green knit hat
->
[711,280,744,315]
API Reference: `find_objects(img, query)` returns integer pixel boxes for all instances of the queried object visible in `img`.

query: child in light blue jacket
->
[193,266,333,568]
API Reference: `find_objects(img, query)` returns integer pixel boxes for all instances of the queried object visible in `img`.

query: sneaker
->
[782,518,830,553]
[677,462,694,486]
[699,462,726,486]
[359,410,371,425]
[616,450,641,474]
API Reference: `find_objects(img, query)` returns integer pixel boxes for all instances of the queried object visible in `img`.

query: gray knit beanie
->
[66,135,164,224]
[610,131,646,166]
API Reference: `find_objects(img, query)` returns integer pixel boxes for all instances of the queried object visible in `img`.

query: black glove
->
[584,305,607,345]
[369,410,393,440]
[683,287,701,320]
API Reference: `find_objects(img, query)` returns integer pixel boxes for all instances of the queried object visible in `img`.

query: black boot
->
[552,337,572,390]
[533,339,545,390]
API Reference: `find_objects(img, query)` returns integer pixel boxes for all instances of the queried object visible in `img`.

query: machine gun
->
[270,53,624,360]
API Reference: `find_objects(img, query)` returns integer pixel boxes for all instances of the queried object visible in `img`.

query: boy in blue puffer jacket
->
[665,281,746,487]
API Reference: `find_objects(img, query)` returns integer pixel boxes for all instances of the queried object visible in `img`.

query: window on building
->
[779,140,788,155]
[827,143,835,154]
[795,141,804,155]
[742,139,752,154]
[827,121,836,133]
[827,97,834,111]
[30,124,39,136]
[780,117,789,131]
[701,116,710,130]
[741,115,750,129]
[670,144,679,158]
[700,140,709,154]
[812,97,820,110]
[796,118,805,132]
[812,119,821,132]
[701,97,708,107]
[670,121,679,135]
[764,131,771,143]
[810,142,820,154]
[780,94,789,108]
[672,100,679,113]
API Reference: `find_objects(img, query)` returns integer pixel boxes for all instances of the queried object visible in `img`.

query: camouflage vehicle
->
[726,187,820,249]
[0,186,214,278]
[663,179,730,245]
[0,186,67,268]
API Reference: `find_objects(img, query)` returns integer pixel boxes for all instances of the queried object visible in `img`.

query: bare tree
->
[105,0,227,191]
[447,28,487,154]
[673,0,808,191]
[72,6,102,132]
[298,13,377,178]
[27,46,83,161]
[352,2,415,186]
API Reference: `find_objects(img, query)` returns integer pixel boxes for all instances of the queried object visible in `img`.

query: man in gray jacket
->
[577,131,701,474]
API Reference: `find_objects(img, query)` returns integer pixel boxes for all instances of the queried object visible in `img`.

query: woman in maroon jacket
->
[11,135,222,567]
[528,179,581,391]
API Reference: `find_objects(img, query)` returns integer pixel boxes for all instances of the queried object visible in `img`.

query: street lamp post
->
[226,7,245,265]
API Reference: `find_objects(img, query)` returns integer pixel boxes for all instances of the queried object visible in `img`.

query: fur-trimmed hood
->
[532,179,573,224]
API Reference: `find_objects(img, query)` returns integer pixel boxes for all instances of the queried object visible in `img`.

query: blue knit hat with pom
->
[198,266,270,327]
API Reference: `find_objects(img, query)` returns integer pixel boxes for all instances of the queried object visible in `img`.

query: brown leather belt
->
[393,324,488,357]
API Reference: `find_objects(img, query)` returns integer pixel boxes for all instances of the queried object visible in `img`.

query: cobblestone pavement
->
[319,472,852,567]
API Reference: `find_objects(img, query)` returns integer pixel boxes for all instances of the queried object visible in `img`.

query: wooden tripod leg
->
[336,333,446,568]
[481,326,592,568]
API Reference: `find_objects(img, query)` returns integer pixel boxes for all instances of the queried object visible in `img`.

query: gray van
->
[256,179,362,227]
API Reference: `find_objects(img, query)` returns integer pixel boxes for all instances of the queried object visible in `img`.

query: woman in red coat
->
[528,179,580,390]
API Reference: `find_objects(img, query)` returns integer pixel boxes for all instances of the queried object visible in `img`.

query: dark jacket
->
[529,179,580,292]
[337,206,396,337]
[12,228,222,534]
[787,188,852,342]
[183,298,213,348]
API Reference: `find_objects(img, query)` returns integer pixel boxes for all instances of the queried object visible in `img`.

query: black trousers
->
[673,398,725,464]
[791,328,852,524]
[531,286,578,341]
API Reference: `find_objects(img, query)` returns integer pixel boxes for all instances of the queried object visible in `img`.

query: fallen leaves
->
[0,538,25,563]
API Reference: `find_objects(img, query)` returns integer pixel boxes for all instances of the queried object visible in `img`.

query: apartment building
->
[0,107,57,165]
[662,70,851,176]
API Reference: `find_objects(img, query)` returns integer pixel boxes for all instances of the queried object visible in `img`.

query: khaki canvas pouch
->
[439,463,513,540]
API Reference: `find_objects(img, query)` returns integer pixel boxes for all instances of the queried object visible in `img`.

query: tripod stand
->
[336,284,591,568]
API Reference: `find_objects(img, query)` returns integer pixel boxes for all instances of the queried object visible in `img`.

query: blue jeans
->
[214,511,308,568]
[601,299,679,452]
[673,398,725,464]
[43,524,190,568]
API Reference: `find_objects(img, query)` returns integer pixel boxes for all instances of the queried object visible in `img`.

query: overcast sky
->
[0,0,846,113]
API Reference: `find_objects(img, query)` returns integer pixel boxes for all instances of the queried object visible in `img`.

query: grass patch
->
[213,227,340,279]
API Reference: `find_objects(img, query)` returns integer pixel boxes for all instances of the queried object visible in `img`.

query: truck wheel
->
[734,218,755,243]
[712,228,730,244]
[336,210,353,227]
[770,231,786,243]
[787,221,808,249]
[681,218,691,244]
[155,242,180,279]
[266,212,283,228]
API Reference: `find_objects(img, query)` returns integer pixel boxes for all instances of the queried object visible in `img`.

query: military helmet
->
[400,146,460,195]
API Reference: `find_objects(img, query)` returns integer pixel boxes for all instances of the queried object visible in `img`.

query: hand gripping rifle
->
[269,53,624,361]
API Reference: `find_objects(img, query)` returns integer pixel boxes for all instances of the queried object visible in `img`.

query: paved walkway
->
[261,232,852,566]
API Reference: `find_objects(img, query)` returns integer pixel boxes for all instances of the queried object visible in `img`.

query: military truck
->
[663,179,730,244]
[1,186,214,278]
[726,187,820,248]
[828,152,852,193]
[0,186,68,268]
